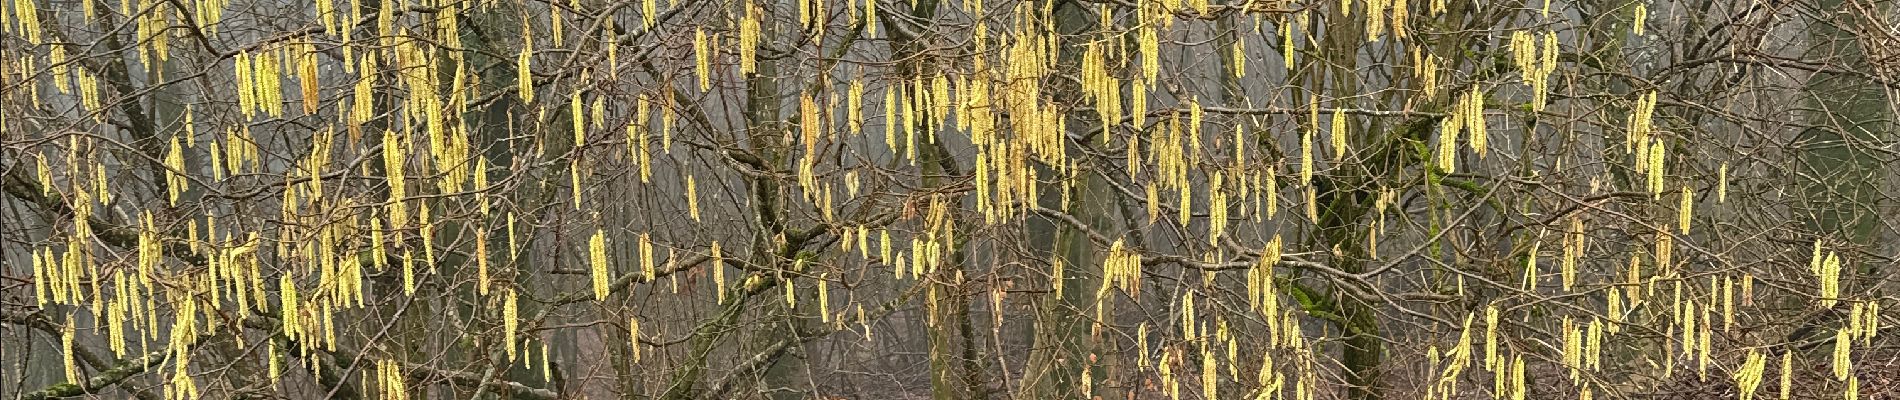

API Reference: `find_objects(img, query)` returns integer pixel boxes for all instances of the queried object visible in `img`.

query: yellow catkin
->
[639,233,656,280]
[210,139,226,181]
[551,9,566,47]
[16,0,43,44]
[62,317,79,384]
[392,360,411,400]
[267,343,283,387]
[849,79,865,135]
[1629,91,1659,154]
[1735,349,1767,400]
[397,243,415,295]
[1281,16,1296,69]
[572,89,587,147]
[1865,302,1880,340]
[1587,318,1604,370]
[800,0,823,39]
[350,59,375,135]
[863,0,878,36]
[627,316,645,362]
[1511,354,1527,400]
[931,73,950,133]
[504,288,519,360]
[686,175,701,221]
[1437,110,1460,173]
[1466,87,1488,158]
[538,341,553,382]
[313,0,338,35]
[1422,52,1441,99]
[166,136,187,205]
[383,130,408,226]
[818,272,831,323]
[1833,327,1851,381]
[1301,96,1316,186]
[1722,277,1736,331]
[1202,341,1218,400]
[1132,77,1148,135]
[1103,240,1143,295]
[641,0,657,29]
[78,69,102,118]
[1718,163,1729,203]
[236,51,256,117]
[1648,138,1666,197]
[1851,303,1866,338]
[1232,123,1248,172]
[799,93,821,191]
[1139,26,1159,85]
[570,166,584,210]
[1484,304,1500,371]
[1562,215,1582,292]
[35,156,53,197]
[1189,99,1206,161]
[784,272,797,307]
[1512,31,1540,111]
[419,200,437,268]
[1563,317,1580,382]
[1159,348,1178,400]
[741,5,760,74]
[1330,108,1347,162]
[1254,235,1283,320]
[280,275,301,340]
[879,229,893,269]
[695,27,711,91]
[884,85,900,151]
[1390,0,1409,38]
[517,33,534,103]
[591,229,610,301]
[299,41,320,115]
[1364,0,1385,40]
[32,246,49,306]
[1655,230,1673,275]
[1633,4,1647,36]
[264,50,286,117]
[1540,32,1558,104]
[1232,40,1246,78]
[1128,134,1144,182]
[1209,173,1228,243]
[1810,241,1825,275]
[1740,273,1757,308]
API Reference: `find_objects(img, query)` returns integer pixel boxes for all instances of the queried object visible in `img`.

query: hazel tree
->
[2,0,1897,399]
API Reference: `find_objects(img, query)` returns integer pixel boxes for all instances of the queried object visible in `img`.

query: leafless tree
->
[3,0,1898,399]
